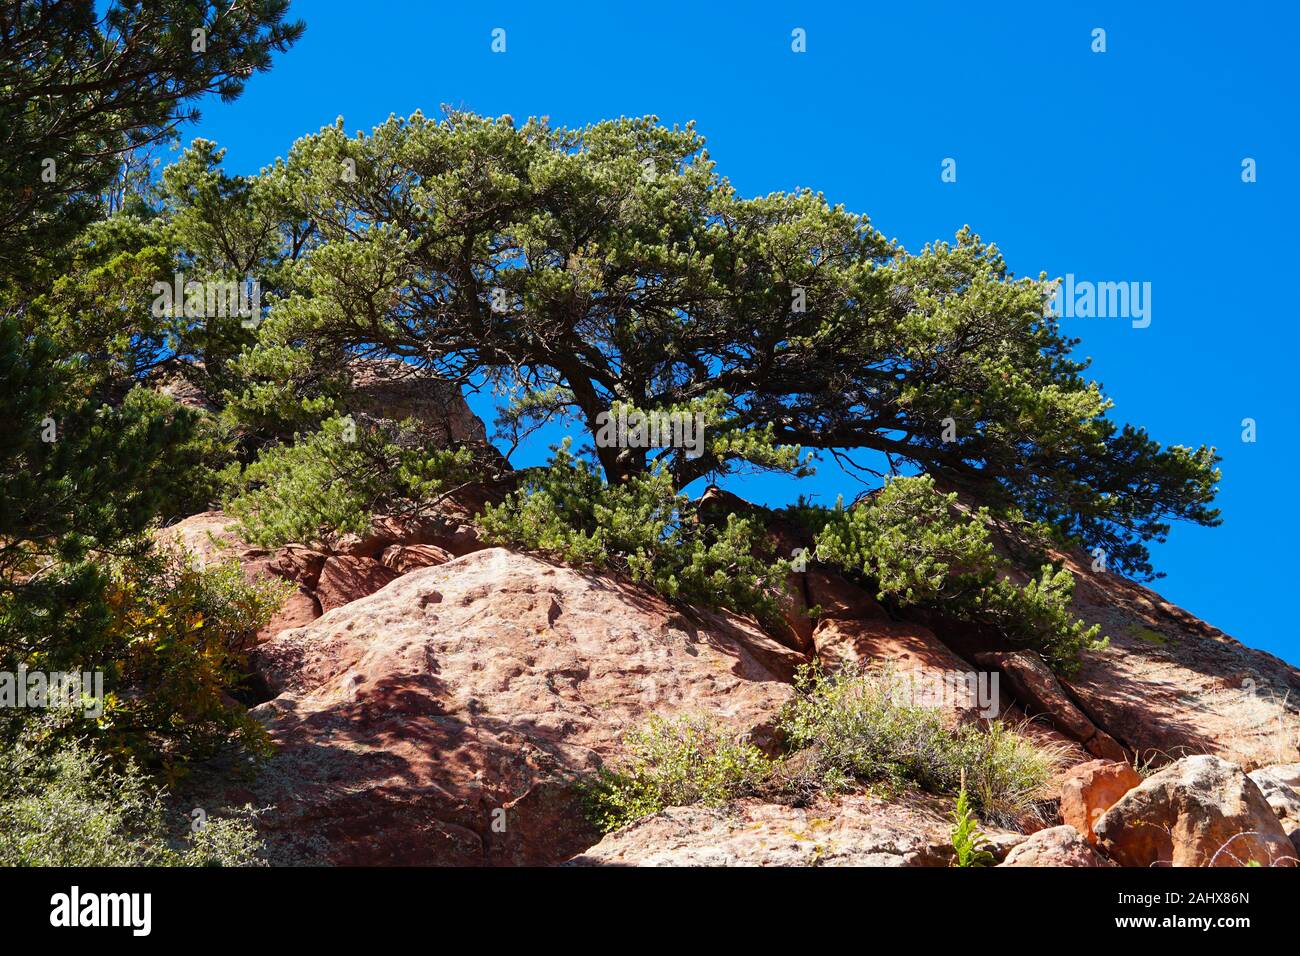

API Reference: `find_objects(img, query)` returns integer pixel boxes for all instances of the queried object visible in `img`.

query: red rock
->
[931,484,1300,771]
[975,649,1126,761]
[770,576,816,655]
[805,568,887,620]
[568,792,962,867]
[156,511,255,567]
[1094,755,1296,867]
[815,617,968,675]
[256,587,320,645]
[695,486,815,655]
[810,616,1091,779]
[341,513,488,558]
[315,556,401,613]
[1059,759,1142,845]
[810,617,1003,723]
[998,825,1108,867]
[267,545,328,589]
[1058,550,1300,769]
[243,548,804,865]
[380,543,453,574]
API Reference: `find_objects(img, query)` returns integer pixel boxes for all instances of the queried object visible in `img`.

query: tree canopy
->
[1,0,300,765]
[218,110,1219,580]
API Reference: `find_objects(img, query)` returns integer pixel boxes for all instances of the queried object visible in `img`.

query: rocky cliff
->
[159,496,1300,867]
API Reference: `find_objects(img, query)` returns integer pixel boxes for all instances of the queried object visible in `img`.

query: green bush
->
[584,715,773,833]
[224,414,478,548]
[93,548,289,776]
[0,719,264,867]
[478,441,788,619]
[808,475,1105,671]
[777,664,1065,826]
[584,665,1065,833]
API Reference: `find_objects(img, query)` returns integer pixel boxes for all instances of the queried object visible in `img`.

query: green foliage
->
[0,718,264,867]
[92,549,287,776]
[0,318,218,680]
[0,0,299,866]
[221,109,1220,579]
[0,0,302,293]
[951,779,996,867]
[777,664,1065,826]
[224,414,478,548]
[583,664,1065,833]
[584,716,772,833]
[478,441,787,617]
[810,475,1105,671]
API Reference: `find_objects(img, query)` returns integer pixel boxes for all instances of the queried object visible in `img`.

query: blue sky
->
[189,1,1298,663]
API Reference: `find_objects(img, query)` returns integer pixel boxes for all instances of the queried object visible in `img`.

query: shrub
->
[0,718,264,867]
[93,548,288,776]
[224,413,478,549]
[808,475,1105,671]
[478,441,788,619]
[777,664,1065,826]
[584,715,773,833]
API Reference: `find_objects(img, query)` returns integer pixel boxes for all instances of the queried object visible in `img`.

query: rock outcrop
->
[974,650,1126,761]
[1094,755,1297,867]
[1054,553,1300,771]
[348,357,490,449]
[923,488,1300,773]
[155,510,462,644]
[155,511,325,645]
[567,793,966,867]
[315,556,401,613]
[239,548,806,865]
[1247,764,1300,854]
[1059,759,1142,845]
[160,483,1300,868]
[998,825,1108,867]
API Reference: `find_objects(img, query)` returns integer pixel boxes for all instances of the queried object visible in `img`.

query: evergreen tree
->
[0,0,301,753]
[0,0,303,293]
[228,110,1218,580]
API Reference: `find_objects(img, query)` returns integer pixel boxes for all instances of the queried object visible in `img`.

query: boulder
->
[348,357,490,448]
[331,512,489,560]
[1059,759,1142,845]
[380,543,454,575]
[1247,765,1300,855]
[1094,755,1297,867]
[257,587,321,647]
[975,650,1126,761]
[567,793,960,867]
[315,556,401,613]
[267,546,328,590]
[1253,762,1300,790]
[242,548,805,865]
[155,511,252,568]
[998,825,1108,867]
